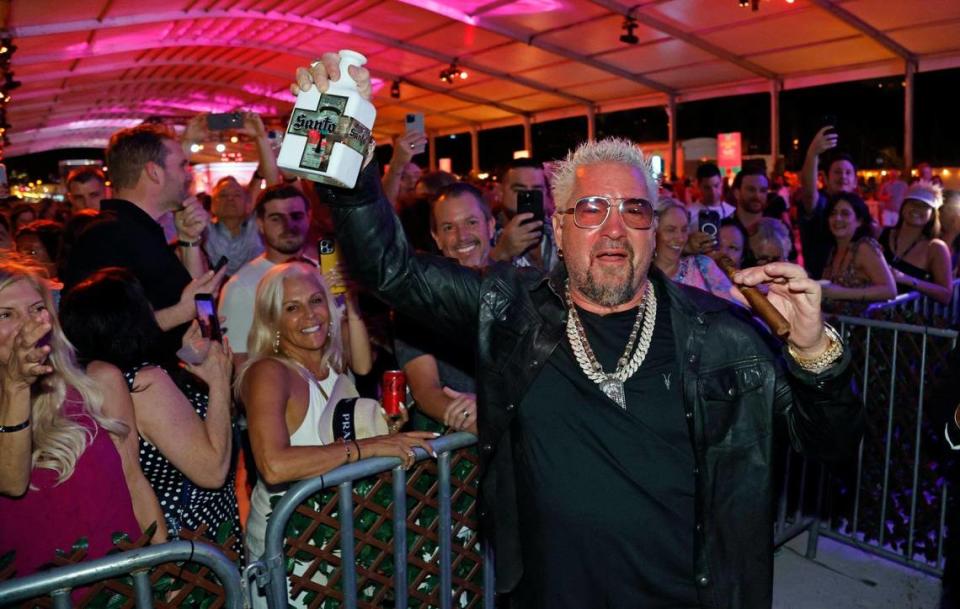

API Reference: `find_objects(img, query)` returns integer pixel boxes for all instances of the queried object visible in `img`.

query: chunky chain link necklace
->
[564,279,657,409]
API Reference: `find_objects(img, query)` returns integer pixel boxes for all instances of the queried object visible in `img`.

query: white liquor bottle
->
[277,50,376,188]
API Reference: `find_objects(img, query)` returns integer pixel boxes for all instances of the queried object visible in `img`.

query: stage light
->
[439,61,466,84]
[216,143,226,153]
[619,13,639,45]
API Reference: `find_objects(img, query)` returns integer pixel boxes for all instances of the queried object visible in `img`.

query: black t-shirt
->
[63,199,192,358]
[514,282,699,609]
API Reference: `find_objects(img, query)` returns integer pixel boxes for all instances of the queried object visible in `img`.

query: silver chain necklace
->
[564,280,657,409]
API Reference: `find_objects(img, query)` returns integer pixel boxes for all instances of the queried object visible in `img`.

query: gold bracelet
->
[787,323,844,374]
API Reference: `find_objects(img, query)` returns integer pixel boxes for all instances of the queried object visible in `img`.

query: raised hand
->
[1,310,53,392]
[291,52,372,101]
[807,126,838,158]
[732,262,829,356]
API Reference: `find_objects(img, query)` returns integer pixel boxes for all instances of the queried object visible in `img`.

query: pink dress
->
[0,389,141,576]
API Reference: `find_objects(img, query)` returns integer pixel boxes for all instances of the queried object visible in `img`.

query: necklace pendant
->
[600,377,627,409]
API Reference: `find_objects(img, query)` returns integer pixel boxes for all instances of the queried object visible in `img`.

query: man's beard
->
[270,234,304,255]
[568,239,641,308]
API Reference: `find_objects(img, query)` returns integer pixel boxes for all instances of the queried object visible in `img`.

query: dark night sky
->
[8,67,959,182]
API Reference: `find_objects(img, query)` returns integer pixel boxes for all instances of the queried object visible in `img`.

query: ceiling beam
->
[12,37,530,117]
[8,8,595,106]
[13,77,285,106]
[13,59,479,128]
[807,0,916,62]
[389,0,674,94]
[586,0,779,80]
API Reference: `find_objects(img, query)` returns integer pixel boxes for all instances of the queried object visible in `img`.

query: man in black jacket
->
[293,54,863,609]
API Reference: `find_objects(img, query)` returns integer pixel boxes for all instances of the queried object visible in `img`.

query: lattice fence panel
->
[277,448,483,609]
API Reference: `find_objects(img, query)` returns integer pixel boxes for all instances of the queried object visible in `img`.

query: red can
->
[382,370,406,417]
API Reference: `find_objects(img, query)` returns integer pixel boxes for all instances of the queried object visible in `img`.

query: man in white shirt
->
[686,163,736,255]
[218,184,312,358]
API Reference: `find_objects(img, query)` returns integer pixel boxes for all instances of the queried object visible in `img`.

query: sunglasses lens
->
[621,199,653,229]
[574,197,609,227]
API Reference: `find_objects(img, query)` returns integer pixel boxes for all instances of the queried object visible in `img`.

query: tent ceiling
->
[4,0,960,157]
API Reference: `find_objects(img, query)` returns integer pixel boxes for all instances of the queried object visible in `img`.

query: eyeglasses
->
[561,196,654,230]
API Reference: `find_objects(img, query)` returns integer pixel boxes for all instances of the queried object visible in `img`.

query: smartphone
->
[516,190,545,227]
[207,112,243,131]
[698,210,721,238]
[194,294,222,342]
[318,239,346,295]
[404,113,425,155]
[212,255,229,274]
[821,114,838,135]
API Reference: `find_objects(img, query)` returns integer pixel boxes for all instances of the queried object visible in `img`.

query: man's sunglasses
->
[561,196,654,230]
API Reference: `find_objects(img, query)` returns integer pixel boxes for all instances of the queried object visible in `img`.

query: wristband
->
[0,418,30,433]
[177,239,202,248]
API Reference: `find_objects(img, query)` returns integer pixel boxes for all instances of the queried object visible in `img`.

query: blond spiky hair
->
[549,138,658,212]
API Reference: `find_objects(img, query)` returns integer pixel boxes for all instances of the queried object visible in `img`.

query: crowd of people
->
[0,53,957,609]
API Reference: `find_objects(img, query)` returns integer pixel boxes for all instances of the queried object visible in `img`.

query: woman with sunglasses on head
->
[0,255,141,576]
[652,200,740,303]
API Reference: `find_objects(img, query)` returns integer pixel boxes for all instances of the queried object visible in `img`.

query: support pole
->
[770,79,782,174]
[470,127,480,175]
[667,95,677,180]
[904,60,915,171]
[523,116,533,157]
[428,130,437,172]
[586,105,596,142]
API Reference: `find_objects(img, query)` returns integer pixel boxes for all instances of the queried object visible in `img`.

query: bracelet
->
[787,323,844,374]
[0,418,30,433]
[177,239,202,248]
[353,439,362,461]
[342,438,353,463]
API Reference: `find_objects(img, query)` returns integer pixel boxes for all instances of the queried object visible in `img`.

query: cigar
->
[713,254,791,339]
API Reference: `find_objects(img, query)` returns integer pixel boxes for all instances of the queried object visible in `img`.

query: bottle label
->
[286,93,370,173]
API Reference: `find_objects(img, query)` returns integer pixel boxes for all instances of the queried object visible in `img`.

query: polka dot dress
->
[123,363,243,560]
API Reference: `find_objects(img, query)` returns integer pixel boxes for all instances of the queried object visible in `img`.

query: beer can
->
[382,370,406,417]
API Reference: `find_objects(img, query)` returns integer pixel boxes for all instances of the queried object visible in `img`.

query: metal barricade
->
[0,540,243,609]
[863,279,960,326]
[248,431,493,609]
[801,315,959,576]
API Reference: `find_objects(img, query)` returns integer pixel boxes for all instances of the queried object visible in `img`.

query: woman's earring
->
[273,330,281,354]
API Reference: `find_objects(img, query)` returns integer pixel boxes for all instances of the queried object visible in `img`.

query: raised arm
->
[800,127,837,214]
[293,54,482,337]
[130,340,234,489]
[0,314,52,497]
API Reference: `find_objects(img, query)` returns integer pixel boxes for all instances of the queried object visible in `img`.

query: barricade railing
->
[0,540,243,609]
[796,315,959,576]
[247,431,492,609]
[863,279,960,326]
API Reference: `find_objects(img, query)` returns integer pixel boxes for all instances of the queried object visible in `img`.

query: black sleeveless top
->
[880,227,932,291]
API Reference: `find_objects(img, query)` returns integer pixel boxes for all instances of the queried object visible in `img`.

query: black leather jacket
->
[323,164,863,609]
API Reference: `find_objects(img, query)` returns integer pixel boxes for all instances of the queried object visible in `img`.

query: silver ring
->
[461,409,470,419]
[409,143,415,149]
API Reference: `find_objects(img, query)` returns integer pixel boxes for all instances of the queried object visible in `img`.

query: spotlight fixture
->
[619,12,639,45]
[390,79,401,99]
[439,61,467,84]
